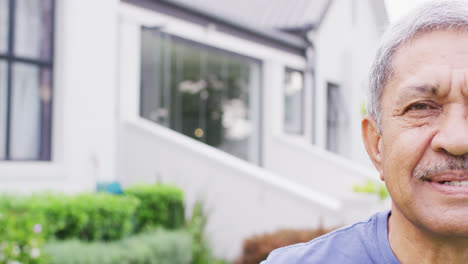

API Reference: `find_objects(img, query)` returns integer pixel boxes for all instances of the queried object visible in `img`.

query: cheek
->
[381,127,433,192]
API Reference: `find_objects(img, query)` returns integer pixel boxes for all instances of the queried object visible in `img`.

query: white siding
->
[0,0,120,193]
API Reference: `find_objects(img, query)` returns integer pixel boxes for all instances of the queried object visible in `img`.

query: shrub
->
[186,201,211,264]
[44,229,192,264]
[234,227,335,264]
[353,179,390,200]
[0,193,140,242]
[0,197,48,264]
[125,184,185,231]
[69,193,140,241]
[186,201,229,264]
[18,193,72,240]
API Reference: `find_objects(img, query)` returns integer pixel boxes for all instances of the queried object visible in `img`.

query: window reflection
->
[140,30,261,163]
[0,0,7,54]
[326,82,348,154]
[10,63,41,160]
[284,69,304,134]
[15,0,53,60]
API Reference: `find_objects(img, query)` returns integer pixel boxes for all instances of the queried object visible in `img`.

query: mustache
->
[413,155,468,180]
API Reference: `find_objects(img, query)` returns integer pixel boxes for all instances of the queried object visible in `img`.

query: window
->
[0,0,55,161]
[326,82,348,154]
[283,68,304,134]
[140,28,261,163]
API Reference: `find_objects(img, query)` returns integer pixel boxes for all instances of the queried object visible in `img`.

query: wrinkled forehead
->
[395,29,468,62]
[384,29,468,97]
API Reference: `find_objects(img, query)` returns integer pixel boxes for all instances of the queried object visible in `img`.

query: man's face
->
[363,30,468,236]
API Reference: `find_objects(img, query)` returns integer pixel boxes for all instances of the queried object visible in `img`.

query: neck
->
[389,206,468,264]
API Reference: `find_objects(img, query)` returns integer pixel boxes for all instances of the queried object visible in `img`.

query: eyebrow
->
[397,84,439,102]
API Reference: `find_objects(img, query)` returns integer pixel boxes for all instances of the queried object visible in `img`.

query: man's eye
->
[404,102,435,113]
[409,103,430,110]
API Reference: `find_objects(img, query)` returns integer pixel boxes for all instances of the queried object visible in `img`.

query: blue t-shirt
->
[261,210,400,264]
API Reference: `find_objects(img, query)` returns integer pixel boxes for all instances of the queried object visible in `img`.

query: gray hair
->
[368,0,468,132]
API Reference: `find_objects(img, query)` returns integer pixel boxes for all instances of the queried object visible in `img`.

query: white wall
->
[117,2,388,260]
[348,0,387,166]
[261,61,378,198]
[0,0,383,194]
[119,118,385,260]
[117,0,381,197]
[0,0,119,193]
[260,0,385,196]
[0,0,388,259]
[313,0,384,168]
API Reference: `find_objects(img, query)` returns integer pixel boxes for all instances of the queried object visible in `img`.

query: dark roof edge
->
[315,0,334,30]
[157,0,308,52]
[279,23,317,34]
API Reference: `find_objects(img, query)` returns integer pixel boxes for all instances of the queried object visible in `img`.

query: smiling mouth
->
[425,178,468,195]
[438,180,468,186]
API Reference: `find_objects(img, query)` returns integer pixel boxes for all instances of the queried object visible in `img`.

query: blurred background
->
[0,0,430,263]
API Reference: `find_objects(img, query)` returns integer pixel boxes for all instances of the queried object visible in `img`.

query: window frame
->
[0,0,56,161]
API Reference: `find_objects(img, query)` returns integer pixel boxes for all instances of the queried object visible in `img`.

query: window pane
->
[0,61,7,159]
[9,63,42,160]
[140,30,166,124]
[140,31,261,163]
[246,63,260,163]
[219,58,256,161]
[203,51,224,148]
[39,67,52,160]
[326,82,347,154]
[284,69,304,134]
[15,0,53,60]
[0,0,8,54]
[177,41,203,142]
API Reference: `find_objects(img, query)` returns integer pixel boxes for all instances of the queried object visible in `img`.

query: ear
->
[362,115,384,180]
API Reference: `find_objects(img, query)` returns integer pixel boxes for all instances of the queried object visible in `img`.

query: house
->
[0,0,388,260]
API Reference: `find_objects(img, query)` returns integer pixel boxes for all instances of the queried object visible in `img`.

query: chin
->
[417,210,468,237]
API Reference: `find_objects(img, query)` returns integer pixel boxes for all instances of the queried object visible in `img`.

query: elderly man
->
[262,1,468,263]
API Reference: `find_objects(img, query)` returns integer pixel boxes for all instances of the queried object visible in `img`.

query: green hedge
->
[67,193,140,241]
[0,184,187,242]
[44,229,192,264]
[0,193,140,242]
[0,184,189,262]
[125,184,185,231]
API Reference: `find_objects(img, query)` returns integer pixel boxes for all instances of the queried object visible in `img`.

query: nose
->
[431,105,468,156]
